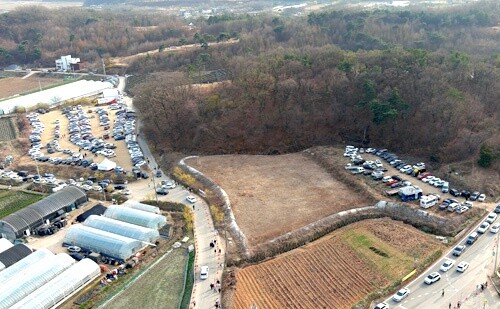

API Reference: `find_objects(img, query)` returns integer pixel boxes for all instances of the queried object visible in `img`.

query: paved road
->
[384,215,500,309]
[119,76,225,309]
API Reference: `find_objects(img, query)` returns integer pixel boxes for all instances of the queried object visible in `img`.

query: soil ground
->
[232,218,445,309]
[186,153,372,246]
[0,77,62,99]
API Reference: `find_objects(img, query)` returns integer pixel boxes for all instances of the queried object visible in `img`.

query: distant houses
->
[55,55,81,71]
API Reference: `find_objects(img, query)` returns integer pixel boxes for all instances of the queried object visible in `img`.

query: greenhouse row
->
[104,205,167,229]
[0,248,51,282]
[63,225,144,261]
[83,215,159,243]
[0,253,75,309]
[10,258,100,309]
[122,200,161,214]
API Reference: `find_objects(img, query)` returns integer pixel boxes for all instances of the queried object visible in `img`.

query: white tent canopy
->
[97,158,116,171]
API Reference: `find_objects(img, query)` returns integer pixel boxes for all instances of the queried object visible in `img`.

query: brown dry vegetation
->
[231,218,444,309]
[187,153,372,246]
[0,77,62,99]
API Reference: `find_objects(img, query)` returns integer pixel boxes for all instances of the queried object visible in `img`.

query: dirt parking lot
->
[187,153,372,247]
[35,105,133,172]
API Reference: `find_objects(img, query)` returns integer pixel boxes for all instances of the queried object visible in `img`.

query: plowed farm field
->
[232,218,445,309]
[0,77,62,98]
[186,154,371,246]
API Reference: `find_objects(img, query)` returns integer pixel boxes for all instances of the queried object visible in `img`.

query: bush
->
[478,143,496,168]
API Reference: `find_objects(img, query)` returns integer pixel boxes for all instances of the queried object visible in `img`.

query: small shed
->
[76,204,107,223]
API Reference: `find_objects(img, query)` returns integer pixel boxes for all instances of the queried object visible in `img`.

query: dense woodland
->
[1,3,499,170]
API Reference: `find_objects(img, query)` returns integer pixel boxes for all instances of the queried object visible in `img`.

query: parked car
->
[450,189,461,197]
[478,194,486,202]
[392,288,410,302]
[495,205,500,214]
[490,223,500,234]
[486,213,498,224]
[424,272,441,284]
[186,195,197,203]
[200,265,209,279]
[67,246,81,253]
[477,222,490,234]
[466,232,478,245]
[456,206,469,214]
[453,245,466,256]
[156,188,169,195]
[456,261,469,273]
[373,303,389,309]
[440,260,455,272]
[469,191,481,201]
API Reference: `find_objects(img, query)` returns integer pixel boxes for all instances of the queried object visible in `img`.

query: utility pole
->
[101,58,106,76]
[151,172,159,206]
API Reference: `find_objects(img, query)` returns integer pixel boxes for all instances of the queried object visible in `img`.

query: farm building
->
[10,258,100,309]
[103,205,167,229]
[0,187,87,241]
[122,200,161,214]
[0,244,33,271]
[0,253,75,308]
[0,248,52,282]
[84,215,160,243]
[63,225,144,261]
[75,204,107,223]
[0,80,113,114]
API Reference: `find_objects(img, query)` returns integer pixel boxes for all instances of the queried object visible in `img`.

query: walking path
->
[119,76,225,309]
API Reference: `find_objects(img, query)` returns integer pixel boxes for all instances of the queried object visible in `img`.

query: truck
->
[420,195,439,209]
[93,97,117,106]
[399,185,423,202]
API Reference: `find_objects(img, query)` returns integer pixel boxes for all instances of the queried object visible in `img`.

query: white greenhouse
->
[84,215,159,243]
[122,200,161,214]
[0,253,75,309]
[10,258,100,309]
[0,239,12,254]
[0,248,53,283]
[104,205,167,229]
[63,225,144,260]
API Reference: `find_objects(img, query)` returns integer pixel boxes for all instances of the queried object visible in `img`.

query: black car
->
[450,189,461,197]
[114,185,127,190]
[392,175,402,181]
[141,172,149,179]
[461,191,471,199]
[156,170,162,178]
[494,205,500,214]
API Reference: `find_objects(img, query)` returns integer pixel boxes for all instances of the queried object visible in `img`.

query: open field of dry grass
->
[0,77,63,99]
[232,218,445,309]
[187,153,372,246]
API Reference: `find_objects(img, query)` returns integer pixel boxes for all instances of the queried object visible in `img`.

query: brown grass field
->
[187,154,372,246]
[232,218,445,309]
[0,77,62,99]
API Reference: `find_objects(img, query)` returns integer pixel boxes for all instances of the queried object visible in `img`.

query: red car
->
[418,172,432,180]
[387,180,399,186]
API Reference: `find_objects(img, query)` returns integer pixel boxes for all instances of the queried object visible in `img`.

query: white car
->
[478,194,486,202]
[424,272,441,284]
[186,195,197,203]
[392,287,410,302]
[67,246,81,253]
[163,182,176,189]
[440,260,455,272]
[490,223,500,234]
[477,222,490,234]
[486,213,497,224]
[456,206,469,214]
[382,176,393,183]
[422,176,435,183]
[456,261,469,273]
[373,303,389,309]
[200,265,209,279]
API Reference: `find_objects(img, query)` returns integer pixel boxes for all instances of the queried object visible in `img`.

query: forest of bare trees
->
[1,2,499,168]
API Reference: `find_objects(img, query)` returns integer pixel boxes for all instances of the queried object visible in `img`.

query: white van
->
[200,265,209,280]
[420,195,438,209]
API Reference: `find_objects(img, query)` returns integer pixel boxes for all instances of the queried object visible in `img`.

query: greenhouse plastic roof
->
[84,215,159,243]
[0,253,75,309]
[0,186,86,234]
[104,205,167,229]
[63,225,144,260]
[0,244,33,269]
[0,248,52,284]
[122,200,161,214]
[0,239,13,254]
[10,258,100,309]
[0,80,113,114]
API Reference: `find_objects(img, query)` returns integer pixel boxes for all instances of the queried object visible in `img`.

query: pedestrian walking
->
[448,303,451,309]
[441,289,444,296]
[214,248,217,254]
[216,279,220,285]
[193,301,196,307]
[218,288,221,293]
[210,283,214,290]
[457,301,461,308]
[485,281,488,288]
[193,204,195,211]
[481,284,484,291]
[219,248,221,254]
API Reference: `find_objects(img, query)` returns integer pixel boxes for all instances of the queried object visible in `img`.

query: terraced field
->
[232,218,445,309]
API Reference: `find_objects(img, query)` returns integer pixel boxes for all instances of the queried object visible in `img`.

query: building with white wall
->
[55,55,80,71]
